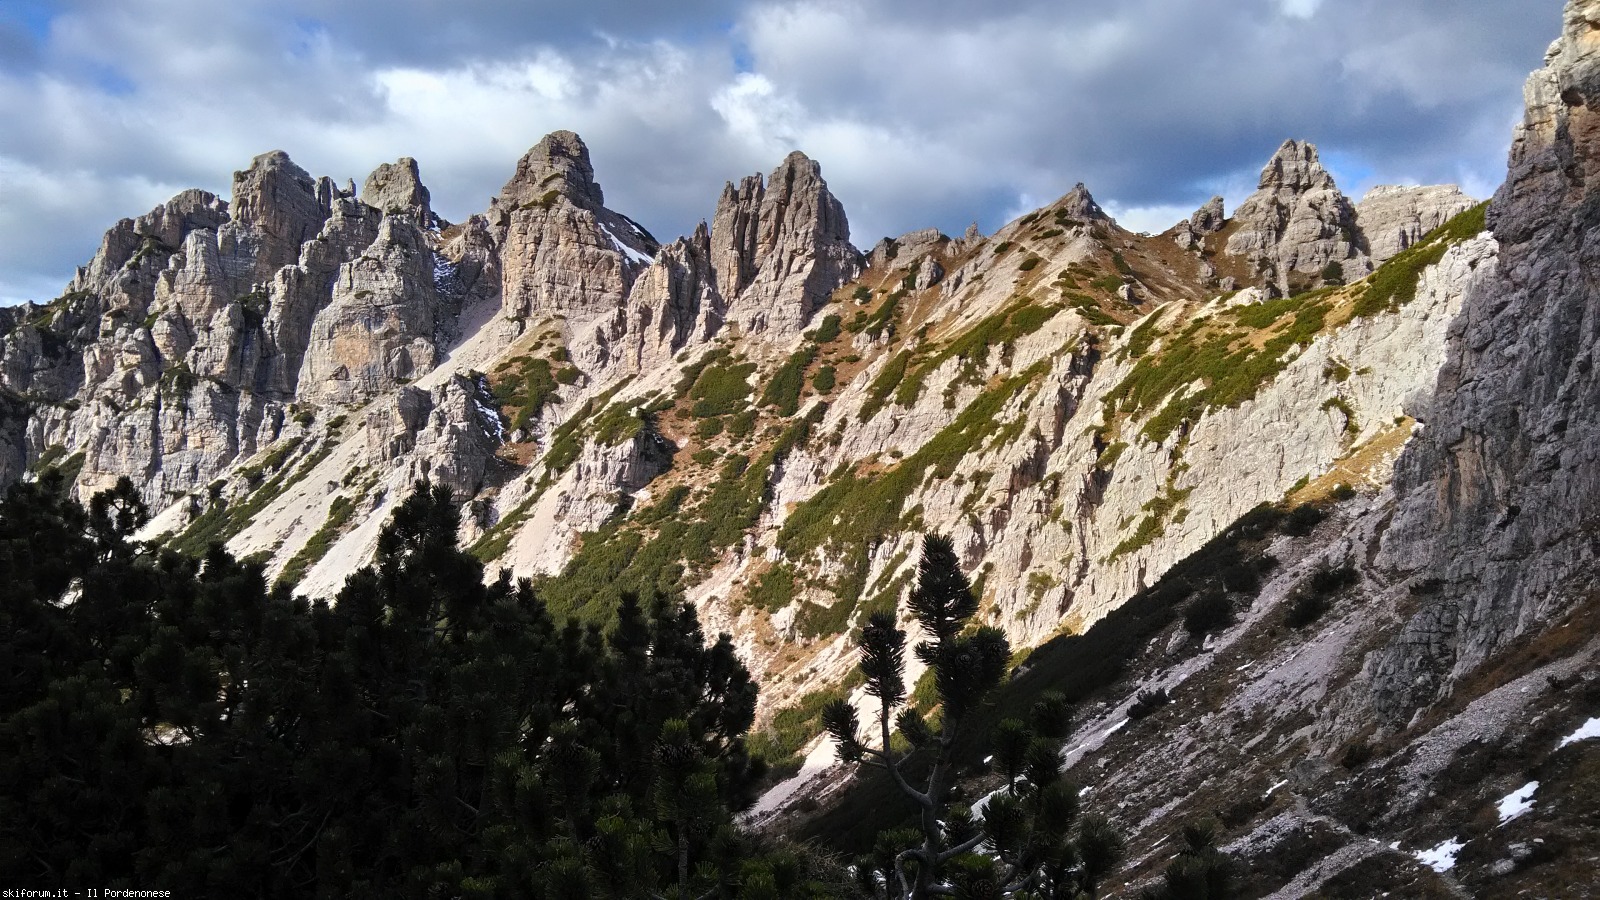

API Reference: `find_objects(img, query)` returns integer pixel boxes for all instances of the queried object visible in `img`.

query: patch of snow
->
[431,252,458,293]
[1265,779,1289,797]
[1558,716,1600,749]
[1496,781,1538,825]
[1414,837,1464,873]
[470,377,507,442]
[1104,718,1129,737]
[601,222,655,266]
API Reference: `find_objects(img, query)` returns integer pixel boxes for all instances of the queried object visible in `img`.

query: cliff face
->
[1372,0,1600,722]
[1354,184,1478,266]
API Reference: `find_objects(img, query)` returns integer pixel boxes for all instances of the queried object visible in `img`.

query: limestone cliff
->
[1373,0,1600,722]
[1354,183,1478,266]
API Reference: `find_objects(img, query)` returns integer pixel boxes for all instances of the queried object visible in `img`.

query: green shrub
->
[749,564,799,612]
[1182,588,1233,636]
[1018,256,1042,272]
[690,360,756,417]
[760,346,817,416]
[859,292,902,341]
[1127,687,1170,720]
[808,313,843,344]
[811,365,837,393]
[276,494,358,589]
[1284,587,1330,629]
[1340,739,1373,770]
[160,363,198,403]
[1124,314,1163,360]
[495,358,557,428]
[858,350,911,421]
[1321,397,1358,437]
[1282,503,1326,537]
[727,409,758,438]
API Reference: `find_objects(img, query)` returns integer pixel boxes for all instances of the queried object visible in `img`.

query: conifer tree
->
[824,533,1124,899]
[0,477,841,897]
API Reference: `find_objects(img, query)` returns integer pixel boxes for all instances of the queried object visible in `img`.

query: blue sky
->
[0,0,1561,304]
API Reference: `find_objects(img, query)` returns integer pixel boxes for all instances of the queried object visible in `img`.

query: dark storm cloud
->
[276,0,747,64]
[0,0,1565,303]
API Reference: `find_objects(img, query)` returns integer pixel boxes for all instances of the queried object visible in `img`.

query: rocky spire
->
[709,150,861,338]
[1253,139,1336,193]
[362,157,434,225]
[489,131,658,326]
[494,130,605,212]
[1190,196,1225,234]
[1057,183,1110,223]
[1224,140,1366,294]
[1172,196,1225,251]
[226,150,330,285]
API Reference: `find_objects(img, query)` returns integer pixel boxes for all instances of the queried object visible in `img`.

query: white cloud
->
[1277,0,1323,19]
[1106,203,1196,236]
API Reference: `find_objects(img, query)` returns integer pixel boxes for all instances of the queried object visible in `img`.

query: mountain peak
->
[1256,139,1337,193]
[362,156,433,224]
[1059,182,1109,222]
[498,130,604,210]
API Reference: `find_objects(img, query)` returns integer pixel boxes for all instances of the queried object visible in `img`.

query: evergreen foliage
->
[1138,819,1239,900]
[824,533,1122,898]
[0,475,839,896]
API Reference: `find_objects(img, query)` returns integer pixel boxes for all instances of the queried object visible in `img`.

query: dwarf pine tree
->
[824,533,1125,899]
[0,477,843,897]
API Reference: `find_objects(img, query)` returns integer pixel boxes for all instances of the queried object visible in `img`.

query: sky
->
[0,0,1563,305]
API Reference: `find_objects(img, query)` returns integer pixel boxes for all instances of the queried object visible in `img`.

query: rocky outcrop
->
[711,151,862,338]
[1226,140,1367,294]
[361,157,436,226]
[488,131,658,324]
[222,151,331,290]
[1354,184,1479,265]
[1172,196,1225,250]
[1191,195,1225,233]
[364,374,505,498]
[1056,183,1110,223]
[603,225,722,375]
[297,215,450,407]
[1374,0,1600,722]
